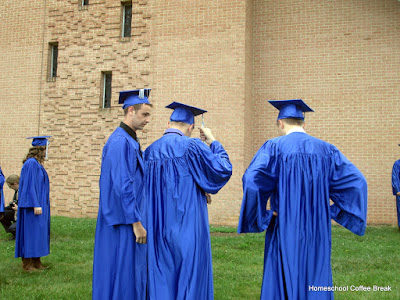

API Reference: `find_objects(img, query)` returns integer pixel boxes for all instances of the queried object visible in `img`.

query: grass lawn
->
[0,216,399,299]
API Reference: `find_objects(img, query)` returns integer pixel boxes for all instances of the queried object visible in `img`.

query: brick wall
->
[40,0,152,217]
[1,0,399,225]
[147,0,249,225]
[253,0,400,224]
[0,1,45,205]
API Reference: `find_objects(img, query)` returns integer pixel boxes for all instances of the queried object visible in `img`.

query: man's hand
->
[133,221,147,244]
[199,127,216,145]
[12,204,18,211]
[205,193,212,204]
[273,211,278,217]
[34,207,42,215]
[397,192,400,196]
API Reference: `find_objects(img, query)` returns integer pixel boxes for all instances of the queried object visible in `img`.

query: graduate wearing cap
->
[15,136,52,271]
[92,89,152,300]
[391,149,400,231]
[238,100,368,299]
[144,102,232,300]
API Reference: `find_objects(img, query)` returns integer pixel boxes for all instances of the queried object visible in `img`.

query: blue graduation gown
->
[0,168,4,213]
[238,132,368,300]
[391,159,400,227]
[93,127,147,300]
[144,129,232,300]
[15,158,50,258]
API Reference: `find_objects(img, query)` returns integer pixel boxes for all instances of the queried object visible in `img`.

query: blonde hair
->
[6,174,19,185]
[279,118,304,127]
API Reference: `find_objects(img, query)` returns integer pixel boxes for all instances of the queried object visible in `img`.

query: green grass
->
[0,217,399,299]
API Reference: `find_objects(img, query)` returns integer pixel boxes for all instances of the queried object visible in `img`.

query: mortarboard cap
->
[26,136,52,147]
[118,89,151,109]
[268,99,314,121]
[166,102,207,125]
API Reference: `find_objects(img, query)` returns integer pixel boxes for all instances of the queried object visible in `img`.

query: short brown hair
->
[6,174,19,185]
[123,103,153,116]
[280,118,304,126]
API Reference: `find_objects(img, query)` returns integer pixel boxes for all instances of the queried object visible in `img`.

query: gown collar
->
[120,122,138,141]
[286,127,306,135]
[164,128,185,136]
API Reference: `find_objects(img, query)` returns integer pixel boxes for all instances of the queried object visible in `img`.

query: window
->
[122,1,132,38]
[49,43,58,80]
[101,72,112,108]
[79,0,89,10]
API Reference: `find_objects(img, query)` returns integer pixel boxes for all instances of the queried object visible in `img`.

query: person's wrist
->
[207,138,216,145]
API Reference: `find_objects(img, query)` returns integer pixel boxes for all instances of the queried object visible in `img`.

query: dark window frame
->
[121,1,132,39]
[101,72,112,109]
[48,42,58,81]
[79,0,89,10]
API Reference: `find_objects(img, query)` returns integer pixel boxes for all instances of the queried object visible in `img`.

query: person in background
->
[238,99,368,299]
[15,136,52,271]
[391,148,400,231]
[0,175,19,239]
[0,166,5,226]
[92,89,152,300]
[144,102,232,300]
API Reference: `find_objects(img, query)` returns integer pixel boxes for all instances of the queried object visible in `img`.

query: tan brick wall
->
[40,0,152,218]
[147,0,249,225]
[0,1,45,204]
[1,0,399,225]
[253,0,400,224]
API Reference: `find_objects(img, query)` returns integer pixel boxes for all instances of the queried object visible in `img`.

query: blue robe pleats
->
[391,159,400,227]
[0,168,4,213]
[15,158,50,258]
[238,132,368,300]
[144,133,232,300]
[92,127,147,300]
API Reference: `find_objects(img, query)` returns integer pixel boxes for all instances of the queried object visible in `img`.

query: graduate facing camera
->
[92,89,152,300]
[15,135,52,271]
[238,99,368,299]
[144,102,232,299]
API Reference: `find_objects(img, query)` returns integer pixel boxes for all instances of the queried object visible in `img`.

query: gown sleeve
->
[238,141,279,233]
[18,160,41,208]
[185,139,232,194]
[392,160,400,196]
[0,170,4,212]
[329,148,368,236]
[100,136,142,226]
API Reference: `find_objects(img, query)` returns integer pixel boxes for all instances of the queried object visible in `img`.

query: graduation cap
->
[166,102,207,125]
[27,136,52,159]
[26,136,52,147]
[268,99,314,121]
[118,89,151,109]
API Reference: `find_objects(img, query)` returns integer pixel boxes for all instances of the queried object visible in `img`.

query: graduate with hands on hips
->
[238,99,368,300]
[144,102,232,300]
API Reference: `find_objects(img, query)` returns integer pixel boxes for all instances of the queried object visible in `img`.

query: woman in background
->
[15,136,51,271]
